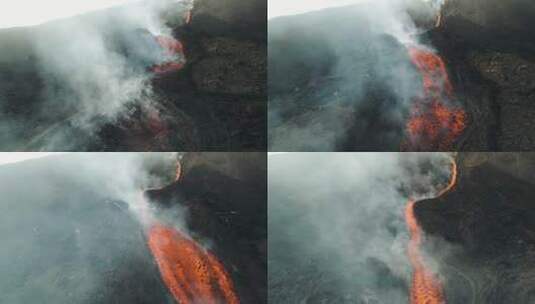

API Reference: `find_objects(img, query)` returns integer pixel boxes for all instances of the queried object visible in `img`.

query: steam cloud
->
[0,0,192,150]
[268,152,452,303]
[0,153,184,303]
[268,0,443,151]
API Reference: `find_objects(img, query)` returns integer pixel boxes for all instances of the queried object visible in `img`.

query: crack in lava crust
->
[402,46,467,151]
[405,159,457,304]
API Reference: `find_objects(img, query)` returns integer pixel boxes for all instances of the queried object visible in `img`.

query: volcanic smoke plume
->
[268,0,468,151]
[0,0,192,150]
[268,153,453,303]
[0,153,252,304]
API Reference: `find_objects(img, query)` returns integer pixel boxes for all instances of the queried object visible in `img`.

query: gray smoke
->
[0,0,192,150]
[268,0,442,151]
[0,153,183,303]
[268,152,452,303]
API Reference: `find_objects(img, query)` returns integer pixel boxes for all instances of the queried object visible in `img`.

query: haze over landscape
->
[0,0,139,28]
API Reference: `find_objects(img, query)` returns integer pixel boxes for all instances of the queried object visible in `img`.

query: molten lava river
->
[147,225,240,304]
[142,163,239,304]
[405,159,458,304]
[403,46,467,151]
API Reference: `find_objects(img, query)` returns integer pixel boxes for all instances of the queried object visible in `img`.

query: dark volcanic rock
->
[426,0,535,151]
[192,37,265,96]
[414,153,535,303]
[441,0,535,40]
[190,0,266,41]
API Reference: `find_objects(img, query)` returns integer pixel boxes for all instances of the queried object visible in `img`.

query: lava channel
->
[152,35,186,74]
[405,159,458,304]
[147,225,240,304]
[402,46,466,151]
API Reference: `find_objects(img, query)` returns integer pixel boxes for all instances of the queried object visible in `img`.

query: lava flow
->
[147,226,240,304]
[402,46,466,151]
[152,35,186,74]
[405,159,458,304]
[143,161,240,304]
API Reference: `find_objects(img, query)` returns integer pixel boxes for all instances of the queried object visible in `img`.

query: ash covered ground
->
[0,0,266,151]
[268,0,535,151]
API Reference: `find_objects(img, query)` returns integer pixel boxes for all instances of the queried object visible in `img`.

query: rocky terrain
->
[415,152,535,303]
[426,0,535,151]
[0,0,266,151]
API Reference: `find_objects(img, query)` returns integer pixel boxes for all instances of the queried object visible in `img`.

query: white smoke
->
[0,152,184,303]
[23,0,191,148]
[268,0,446,151]
[268,152,453,303]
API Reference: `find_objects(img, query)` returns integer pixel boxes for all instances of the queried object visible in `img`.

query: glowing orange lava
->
[405,159,457,304]
[152,35,186,74]
[147,225,240,304]
[142,163,239,304]
[403,47,466,151]
[405,201,446,304]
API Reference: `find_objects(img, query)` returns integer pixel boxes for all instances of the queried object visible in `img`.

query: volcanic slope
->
[0,0,266,151]
[414,153,535,303]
